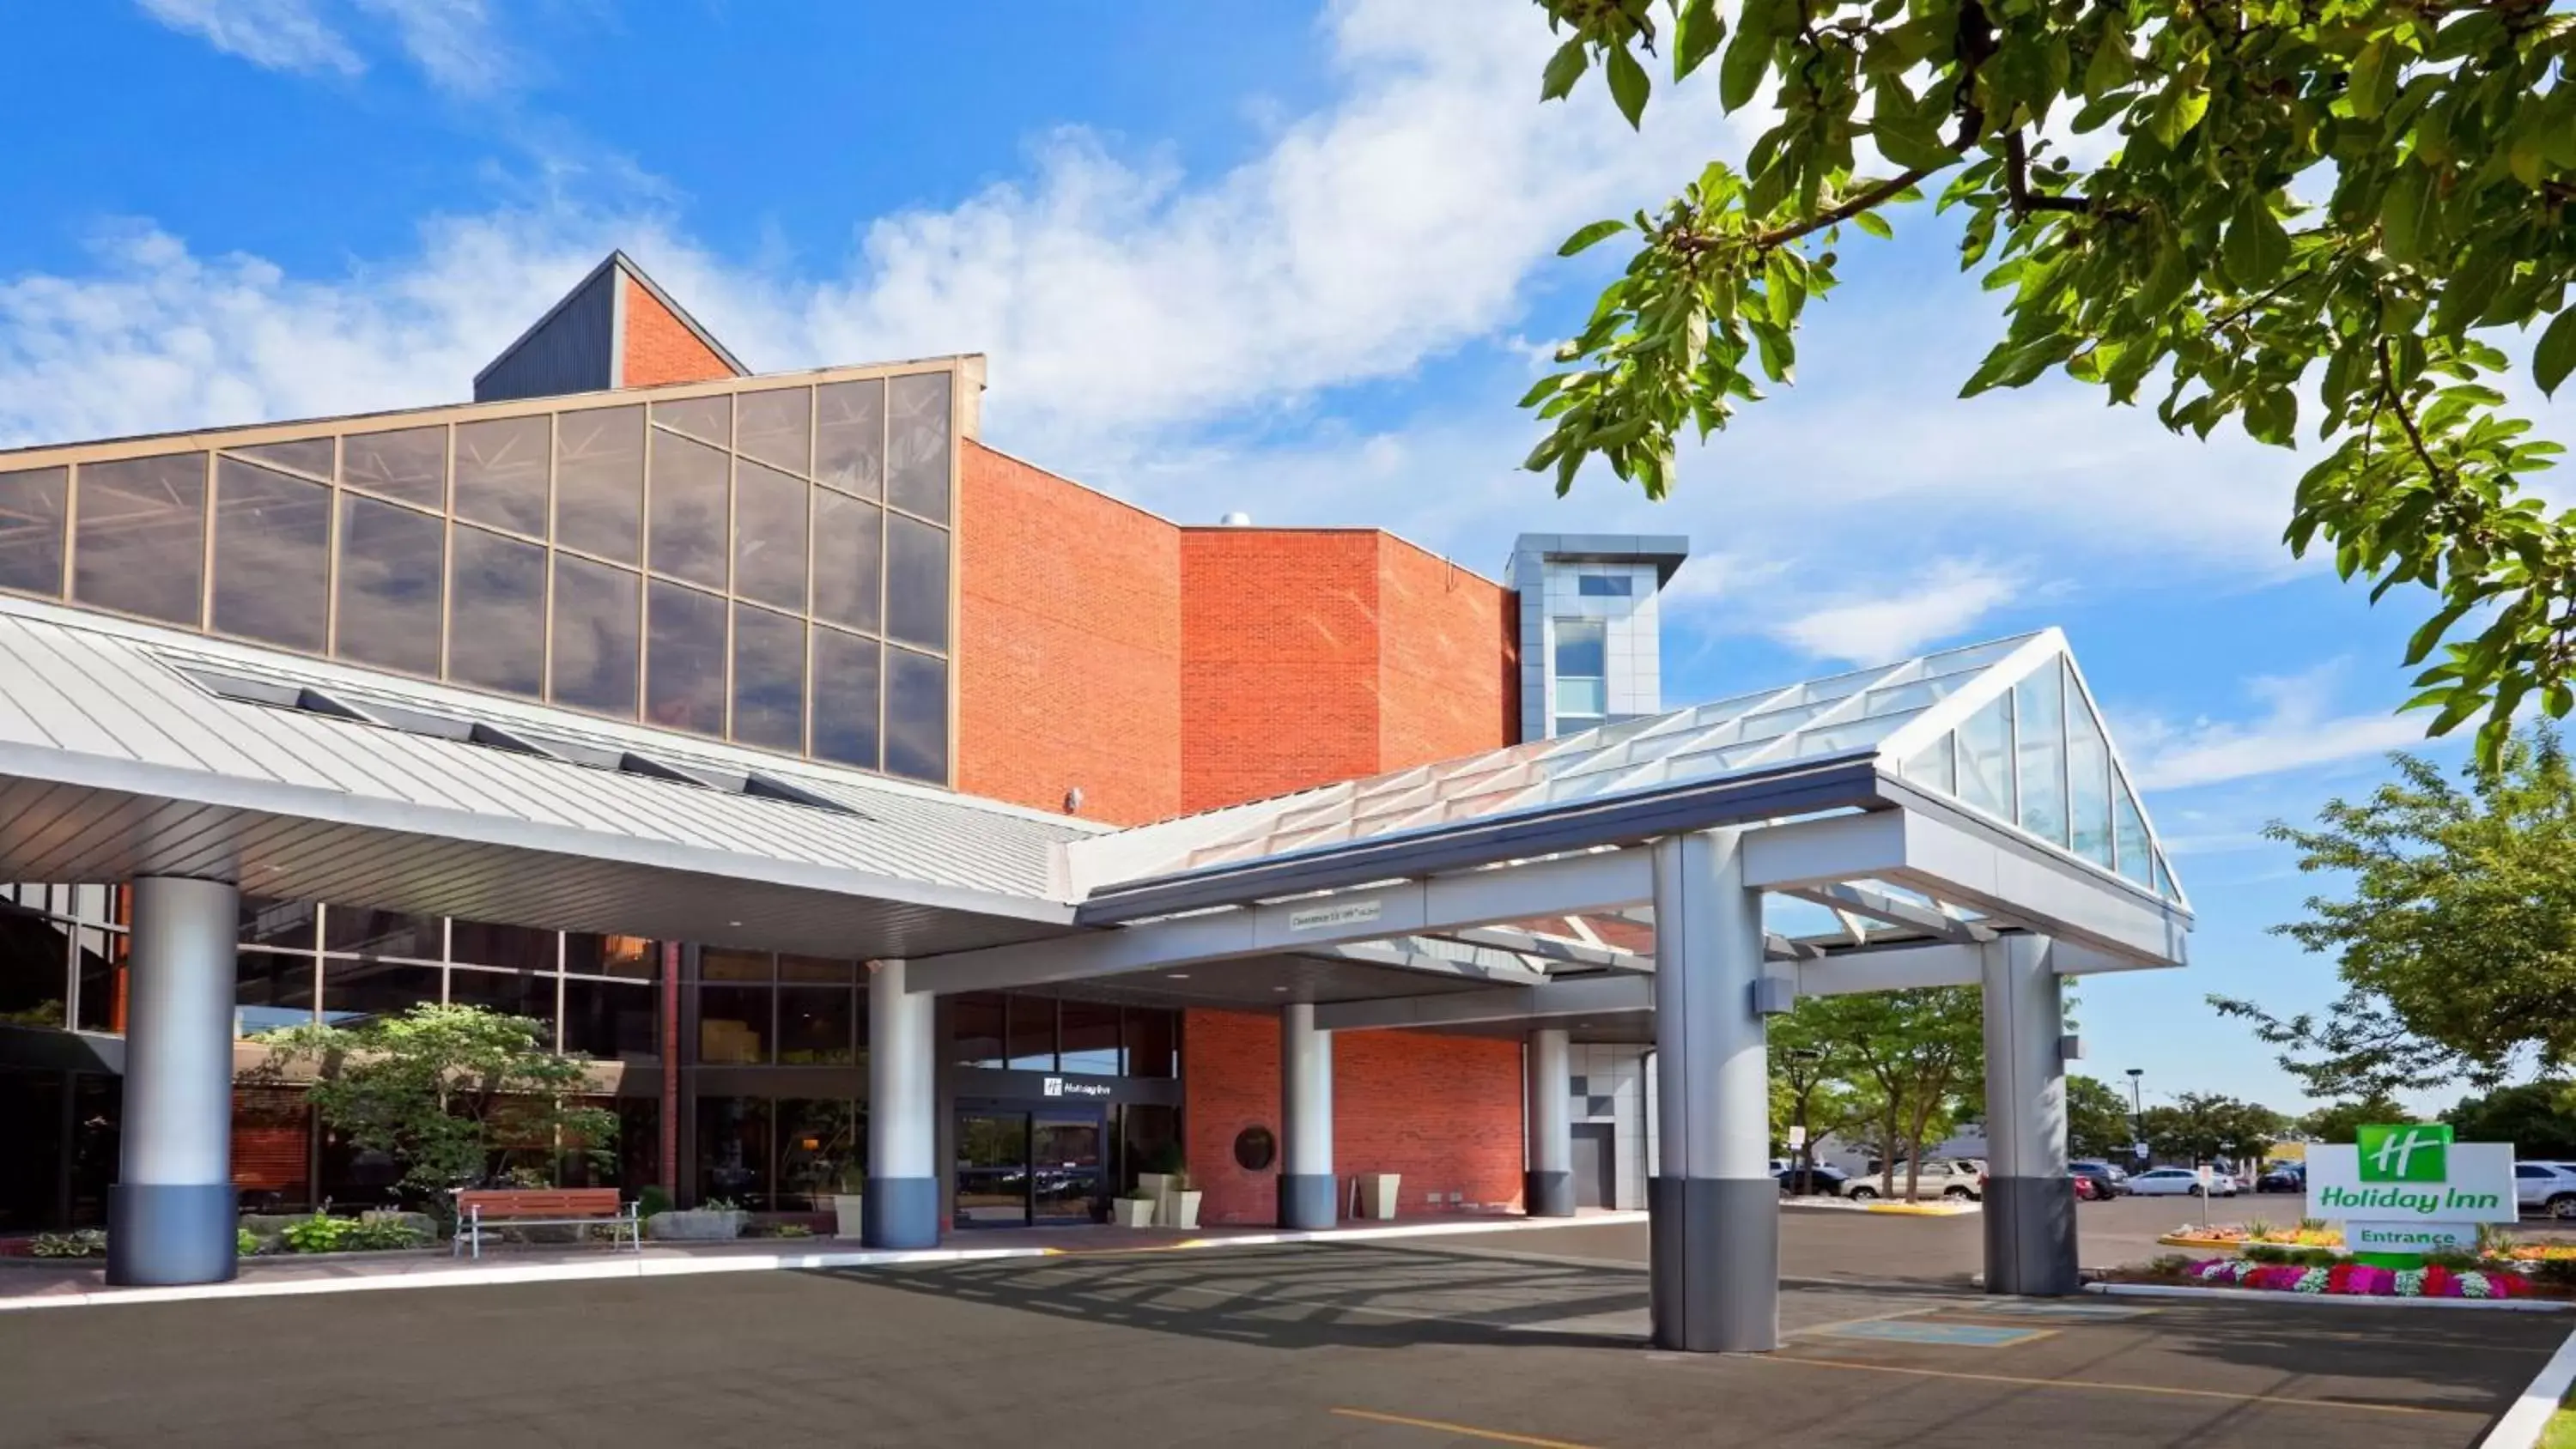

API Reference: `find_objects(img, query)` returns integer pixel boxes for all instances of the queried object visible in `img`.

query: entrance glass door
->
[955,1113,1030,1227]
[1031,1114,1104,1222]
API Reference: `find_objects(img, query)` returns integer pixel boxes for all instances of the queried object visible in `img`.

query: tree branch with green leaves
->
[1528,0,2575,763]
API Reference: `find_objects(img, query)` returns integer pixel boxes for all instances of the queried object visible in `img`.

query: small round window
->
[1233,1125,1278,1172]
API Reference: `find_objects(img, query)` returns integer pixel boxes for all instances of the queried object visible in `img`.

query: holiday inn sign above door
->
[2306,1124,2516,1223]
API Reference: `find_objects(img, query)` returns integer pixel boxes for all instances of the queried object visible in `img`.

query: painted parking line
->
[1331,1407,1602,1447]
[1947,1300,2157,1321]
[1813,1319,2053,1348]
[1761,1355,2490,1419]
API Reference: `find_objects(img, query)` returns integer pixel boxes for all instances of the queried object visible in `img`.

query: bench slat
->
[458,1189,624,1221]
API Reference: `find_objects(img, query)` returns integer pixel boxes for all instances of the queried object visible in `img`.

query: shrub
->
[2425,1249,2486,1272]
[29,1229,108,1258]
[282,1214,354,1253]
[2242,1243,2292,1264]
[637,1185,675,1219]
[2142,1253,2199,1277]
[2290,1247,2341,1269]
[237,1228,263,1258]
[342,1217,427,1251]
[2527,1257,2576,1288]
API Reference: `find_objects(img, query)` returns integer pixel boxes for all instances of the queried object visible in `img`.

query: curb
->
[1782,1197,1981,1217]
[2479,1320,2576,1449]
[2085,1282,2576,1313]
[0,1210,1652,1314]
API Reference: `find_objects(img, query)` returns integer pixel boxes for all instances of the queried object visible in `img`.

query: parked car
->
[2070,1158,2129,1186]
[2128,1166,2238,1197]
[1847,1160,1982,1201]
[2514,1162,2576,1219]
[2256,1163,2306,1193]
[1776,1164,1850,1197]
[2069,1161,2125,1198]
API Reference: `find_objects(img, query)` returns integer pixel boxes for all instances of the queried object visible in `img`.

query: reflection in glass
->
[651,395,729,448]
[736,387,811,476]
[453,415,551,537]
[234,437,334,480]
[647,430,729,588]
[1905,734,1957,795]
[884,514,949,651]
[240,897,318,952]
[74,929,122,1033]
[333,495,443,676]
[2112,779,2153,888]
[886,372,951,519]
[1060,1001,1120,1076]
[0,466,69,597]
[2065,664,2114,868]
[73,452,207,626]
[1007,996,1054,1070]
[815,378,884,498]
[325,906,440,959]
[732,604,805,751]
[646,580,726,736]
[811,627,881,770]
[562,977,656,1059]
[1955,694,2013,820]
[342,426,447,509]
[449,525,546,697]
[955,1112,1030,1227]
[567,934,656,979]
[211,458,330,651]
[702,949,771,981]
[733,458,808,610]
[234,952,315,1037]
[550,554,641,718]
[555,406,643,564]
[778,986,854,1064]
[778,1099,859,1210]
[449,967,552,1028]
[320,960,442,1026]
[812,492,882,633]
[696,1096,771,1208]
[778,955,854,983]
[952,994,1004,1068]
[1031,1116,1103,1222]
[2014,666,2069,847]
[885,646,949,783]
[1124,1008,1176,1079]
[697,986,768,1064]
[449,919,556,972]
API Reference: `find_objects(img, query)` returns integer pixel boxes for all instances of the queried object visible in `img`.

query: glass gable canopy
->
[1092,629,2182,906]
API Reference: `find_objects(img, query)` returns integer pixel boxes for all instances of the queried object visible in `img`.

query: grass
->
[2543,1388,2576,1449]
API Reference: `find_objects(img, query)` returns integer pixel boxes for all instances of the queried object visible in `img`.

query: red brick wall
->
[1182,1008,1526,1226]
[1375,533,1516,767]
[955,442,1183,825]
[231,1088,310,1200]
[1178,530,1385,812]
[621,275,737,389]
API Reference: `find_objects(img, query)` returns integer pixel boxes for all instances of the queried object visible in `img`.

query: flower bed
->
[2158,1222,2345,1248]
[2187,1258,2534,1299]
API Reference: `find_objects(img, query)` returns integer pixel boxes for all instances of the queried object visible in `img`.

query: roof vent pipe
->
[1218,511,1253,526]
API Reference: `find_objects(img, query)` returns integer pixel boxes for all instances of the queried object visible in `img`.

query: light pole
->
[1787,1047,1823,1195]
[2126,1068,2146,1168]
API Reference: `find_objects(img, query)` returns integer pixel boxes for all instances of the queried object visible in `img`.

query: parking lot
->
[2,1208,2562,1449]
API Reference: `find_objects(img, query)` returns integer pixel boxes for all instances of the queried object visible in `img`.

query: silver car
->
[1846,1160,1983,1201]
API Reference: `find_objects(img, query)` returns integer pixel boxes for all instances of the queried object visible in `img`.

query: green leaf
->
[2149,88,2208,149]
[1516,374,1567,409]
[2536,308,2576,397]
[1852,210,1894,240]
[1674,0,1723,81]
[2223,195,2291,289]
[2348,37,2397,121]
[1540,38,1588,103]
[1604,42,1650,128]
[2404,599,2476,666]
[1558,219,1631,257]
[2082,21,2136,99]
[1718,3,1773,112]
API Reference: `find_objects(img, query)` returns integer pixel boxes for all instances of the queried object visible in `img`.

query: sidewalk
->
[0,1209,1650,1313]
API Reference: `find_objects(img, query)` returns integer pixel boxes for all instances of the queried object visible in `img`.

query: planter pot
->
[830,1195,866,1240]
[1163,1191,1203,1231]
[1358,1173,1402,1221]
[646,1210,748,1241]
[1111,1197,1157,1228]
[1137,1173,1175,1216]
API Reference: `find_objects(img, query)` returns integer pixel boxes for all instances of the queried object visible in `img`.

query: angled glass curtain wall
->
[0,367,957,785]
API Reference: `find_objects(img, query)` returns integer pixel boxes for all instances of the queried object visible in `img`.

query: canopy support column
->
[866,958,939,1249]
[1526,1028,1574,1217]
[1981,935,2079,1294]
[1280,1003,1335,1229]
[108,876,240,1287]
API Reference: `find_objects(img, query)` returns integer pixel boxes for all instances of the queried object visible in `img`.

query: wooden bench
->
[452,1188,641,1258]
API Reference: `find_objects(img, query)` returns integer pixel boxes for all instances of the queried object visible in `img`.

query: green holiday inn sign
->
[2306,1124,2516,1224]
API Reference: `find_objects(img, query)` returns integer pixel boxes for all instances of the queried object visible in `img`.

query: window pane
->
[2113,777,2153,888]
[234,952,314,1037]
[332,495,443,676]
[778,985,853,1064]
[562,977,657,1060]
[696,1096,770,1206]
[324,906,440,959]
[1060,1001,1120,1076]
[566,934,656,979]
[320,960,441,1026]
[952,993,1004,1067]
[1006,996,1055,1070]
[0,466,68,597]
[1956,694,2013,819]
[2066,664,2114,868]
[702,948,771,982]
[885,647,948,783]
[733,458,808,610]
[449,967,553,1030]
[884,513,949,650]
[646,580,726,735]
[240,896,317,952]
[453,415,550,537]
[0,909,70,1028]
[1904,732,1958,795]
[1124,1008,1176,1079]
[732,604,805,751]
[736,387,811,476]
[811,627,881,770]
[210,458,329,651]
[1556,676,1606,717]
[647,430,729,588]
[778,954,855,983]
[2014,666,2069,846]
[73,929,120,1033]
[342,426,447,509]
[236,436,334,480]
[449,525,546,697]
[555,405,642,564]
[1553,619,1606,678]
[74,452,206,626]
[1577,574,1632,597]
[697,987,769,1064]
[886,372,951,519]
[816,378,884,498]
[778,1099,859,1211]
[651,395,729,448]
[450,919,556,973]
[812,491,882,633]
[550,554,641,717]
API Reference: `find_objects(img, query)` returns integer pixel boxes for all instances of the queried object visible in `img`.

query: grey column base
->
[1649,1175,1779,1353]
[106,1183,238,1287]
[1279,1173,1337,1230]
[1525,1169,1575,1218]
[1983,1174,2079,1296]
[863,1176,940,1250]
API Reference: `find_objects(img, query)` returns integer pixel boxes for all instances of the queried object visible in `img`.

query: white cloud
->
[1770,560,2026,664]
[354,0,505,95]
[136,0,360,76]
[2123,664,2438,792]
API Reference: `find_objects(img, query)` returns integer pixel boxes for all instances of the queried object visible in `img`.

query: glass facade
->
[0,365,959,785]
[947,993,1178,1078]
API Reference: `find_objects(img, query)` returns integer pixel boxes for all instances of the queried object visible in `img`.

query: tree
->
[1804,986,1984,1199]
[1770,998,1850,1190]
[1522,1,2573,763]
[257,1003,617,1210]
[2140,1092,2288,1169]
[2213,729,2576,1096]
[2295,1094,2416,1143]
[2445,1082,2576,1155]
[2065,1074,2136,1160]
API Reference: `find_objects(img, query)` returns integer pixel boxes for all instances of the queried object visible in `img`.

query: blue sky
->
[5,1,2567,1117]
